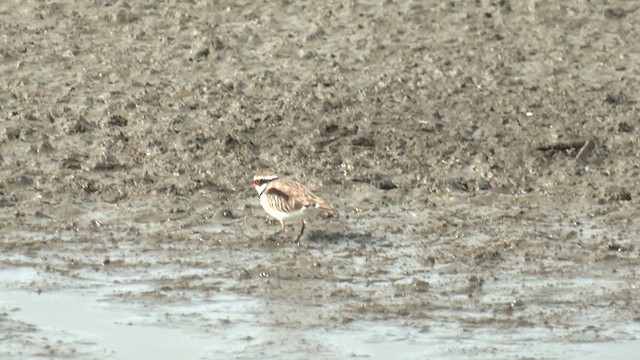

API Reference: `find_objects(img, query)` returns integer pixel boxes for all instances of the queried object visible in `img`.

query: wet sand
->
[1,1,639,359]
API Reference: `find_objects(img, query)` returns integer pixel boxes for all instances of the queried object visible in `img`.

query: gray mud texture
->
[1,1,639,359]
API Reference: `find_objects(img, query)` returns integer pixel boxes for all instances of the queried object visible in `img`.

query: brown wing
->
[264,187,298,213]
[268,179,337,214]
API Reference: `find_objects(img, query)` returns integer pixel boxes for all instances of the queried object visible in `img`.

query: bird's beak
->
[251,183,256,189]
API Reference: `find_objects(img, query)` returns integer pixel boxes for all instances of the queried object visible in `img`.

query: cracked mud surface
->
[1,1,639,359]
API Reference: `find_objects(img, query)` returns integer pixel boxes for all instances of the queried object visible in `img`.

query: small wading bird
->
[251,172,337,242]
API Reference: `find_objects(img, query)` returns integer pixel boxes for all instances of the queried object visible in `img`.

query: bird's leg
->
[295,220,306,243]
[273,221,285,236]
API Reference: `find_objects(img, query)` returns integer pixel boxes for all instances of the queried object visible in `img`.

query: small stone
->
[618,122,633,133]
[377,179,398,190]
[109,114,128,127]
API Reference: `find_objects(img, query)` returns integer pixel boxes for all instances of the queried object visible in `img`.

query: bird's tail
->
[318,201,339,218]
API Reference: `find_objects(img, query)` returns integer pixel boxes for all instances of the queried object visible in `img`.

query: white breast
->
[259,194,318,223]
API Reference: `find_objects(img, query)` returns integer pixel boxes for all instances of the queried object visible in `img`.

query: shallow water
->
[1,195,638,359]
[2,271,639,360]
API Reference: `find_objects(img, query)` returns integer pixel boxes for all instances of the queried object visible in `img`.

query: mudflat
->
[1,1,639,359]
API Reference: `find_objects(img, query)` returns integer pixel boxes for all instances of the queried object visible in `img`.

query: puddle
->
[0,277,264,359]
[1,255,639,360]
[1,290,208,359]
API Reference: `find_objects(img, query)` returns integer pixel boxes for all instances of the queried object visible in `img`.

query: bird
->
[251,172,337,242]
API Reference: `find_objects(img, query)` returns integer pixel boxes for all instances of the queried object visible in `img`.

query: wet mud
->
[1,1,639,359]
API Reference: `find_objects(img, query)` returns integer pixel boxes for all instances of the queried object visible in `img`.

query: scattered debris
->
[536,138,595,162]
[536,139,588,152]
[601,185,632,203]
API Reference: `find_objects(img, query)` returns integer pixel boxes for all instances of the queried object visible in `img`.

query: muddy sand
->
[1,1,639,359]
